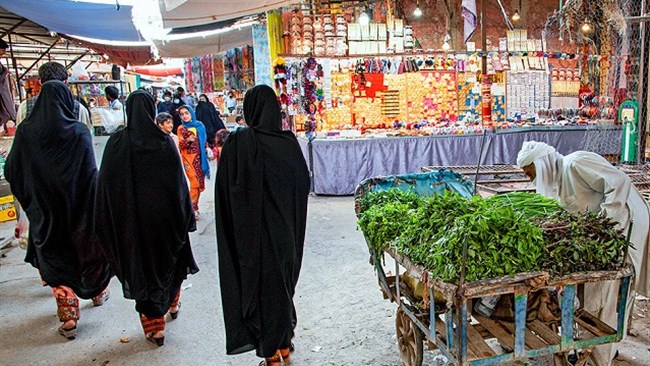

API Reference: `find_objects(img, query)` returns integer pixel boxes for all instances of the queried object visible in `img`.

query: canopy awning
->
[130,65,183,76]
[152,26,253,58]
[158,0,300,28]
[62,36,155,67]
[3,0,144,42]
[4,0,291,59]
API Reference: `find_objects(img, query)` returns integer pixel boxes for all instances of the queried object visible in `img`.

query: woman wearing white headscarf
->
[517,141,650,366]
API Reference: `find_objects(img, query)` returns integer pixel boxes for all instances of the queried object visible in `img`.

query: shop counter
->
[298,126,622,195]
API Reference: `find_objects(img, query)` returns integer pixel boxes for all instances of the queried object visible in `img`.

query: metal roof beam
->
[10,42,88,49]
[0,18,26,38]
[19,38,59,79]
[7,33,53,45]
[64,50,90,71]
[11,56,102,62]
[11,49,95,55]
[0,15,24,21]
[5,31,56,38]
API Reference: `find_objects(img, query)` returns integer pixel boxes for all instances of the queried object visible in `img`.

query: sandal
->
[279,343,295,360]
[258,350,283,366]
[170,302,181,320]
[146,332,165,347]
[258,361,282,366]
[92,288,110,307]
[58,323,77,340]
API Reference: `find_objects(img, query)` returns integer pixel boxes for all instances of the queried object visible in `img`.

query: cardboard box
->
[0,195,17,222]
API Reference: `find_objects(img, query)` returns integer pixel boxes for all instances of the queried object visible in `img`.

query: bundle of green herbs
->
[358,189,628,283]
[535,211,628,276]
[357,189,424,254]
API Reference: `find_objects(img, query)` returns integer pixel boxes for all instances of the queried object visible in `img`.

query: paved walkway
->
[1,136,648,365]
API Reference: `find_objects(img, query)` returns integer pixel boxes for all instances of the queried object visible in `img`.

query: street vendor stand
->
[354,170,633,366]
[68,80,128,136]
[304,126,621,195]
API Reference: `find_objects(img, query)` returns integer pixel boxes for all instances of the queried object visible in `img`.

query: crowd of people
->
[4,61,310,366]
[151,87,231,218]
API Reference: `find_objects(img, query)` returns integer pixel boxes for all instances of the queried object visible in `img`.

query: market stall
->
[268,1,633,135]
[68,80,129,136]
[241,0,645,196]
[355,171,634,366]
[301,126,621,195]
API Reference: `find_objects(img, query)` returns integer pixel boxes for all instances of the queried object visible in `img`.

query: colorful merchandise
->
[200,56,213,93]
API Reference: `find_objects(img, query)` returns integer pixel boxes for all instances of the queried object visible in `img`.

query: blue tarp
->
[356,170,475,200]
[3,0,143,42]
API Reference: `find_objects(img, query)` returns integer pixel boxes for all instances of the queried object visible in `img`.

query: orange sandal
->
[279,342,295,360]
[258,350,283,366]
[279,348,290,361]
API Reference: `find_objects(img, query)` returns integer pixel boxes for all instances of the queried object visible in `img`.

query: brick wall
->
[404,0,569,52]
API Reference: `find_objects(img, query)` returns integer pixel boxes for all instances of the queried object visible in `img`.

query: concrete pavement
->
[0,174,404,365]
[1,136,648,365]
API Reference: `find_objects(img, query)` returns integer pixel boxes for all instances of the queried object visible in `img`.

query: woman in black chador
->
[95,90,198,346]
[195,93,226,146]
[4,80,112,340]
[215,85,310,366]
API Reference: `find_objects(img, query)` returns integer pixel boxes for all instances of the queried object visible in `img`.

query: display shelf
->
[279,51,477,59]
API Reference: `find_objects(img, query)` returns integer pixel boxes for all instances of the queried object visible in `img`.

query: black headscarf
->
[4,80,111,298]
[171,93,185,134]
[195,93,226,146]
[215,85,310,357]
[95,90,198,317]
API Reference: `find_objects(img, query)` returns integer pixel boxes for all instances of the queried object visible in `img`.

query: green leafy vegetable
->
[357,189,628,284]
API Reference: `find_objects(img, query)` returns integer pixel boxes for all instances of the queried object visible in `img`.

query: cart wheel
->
[396,307,424,366]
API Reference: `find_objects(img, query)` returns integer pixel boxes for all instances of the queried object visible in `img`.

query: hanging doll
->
[273,57,288,94]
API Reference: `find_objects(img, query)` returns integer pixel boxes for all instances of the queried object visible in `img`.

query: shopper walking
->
[212,128,230,164]
[215,84,310,366]
[16,62,92,132]
[4,80,112,340]
[517,141,650,366]
[156,112,180,151]
[225,91,237,114]
[176,105,210,220]
[157,111,190,188]
[95,90,198,347]
[177,87,195,107]
[233,115,246,131]
[0,39,16,126]
[157,90,175,114]
[195,93,226,147]
[171,92,185,133]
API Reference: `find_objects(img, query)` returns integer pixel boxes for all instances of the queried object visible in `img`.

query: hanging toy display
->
[273,57,288,94]
[303,57,320,140]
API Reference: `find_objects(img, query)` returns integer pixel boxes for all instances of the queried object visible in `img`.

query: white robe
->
[555,152,650,296]
[535,151,650,366]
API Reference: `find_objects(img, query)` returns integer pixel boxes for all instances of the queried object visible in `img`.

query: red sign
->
[481,75,492,126]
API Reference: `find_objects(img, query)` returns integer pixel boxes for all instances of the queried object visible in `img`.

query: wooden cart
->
[355,171,633,366]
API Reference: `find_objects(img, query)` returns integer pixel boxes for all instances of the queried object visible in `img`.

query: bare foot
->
[61,319,76,330]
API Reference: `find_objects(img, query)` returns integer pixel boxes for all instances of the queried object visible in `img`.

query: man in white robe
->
[517,141,650,366]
